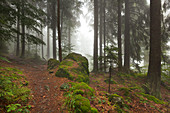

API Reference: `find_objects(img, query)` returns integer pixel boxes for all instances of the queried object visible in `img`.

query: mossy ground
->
[0,66,31,112]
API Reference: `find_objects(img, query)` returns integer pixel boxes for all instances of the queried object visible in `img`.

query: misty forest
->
[0,0,170,112]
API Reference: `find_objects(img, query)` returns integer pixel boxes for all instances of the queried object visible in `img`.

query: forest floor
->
[0,55,169,113]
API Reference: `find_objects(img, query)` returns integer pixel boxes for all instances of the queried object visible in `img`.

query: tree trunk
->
[103,0,106,72]
[147,0,161,99]
[118,0,122,71]
[58,0,62,62]
[68,25,71,54]
[16,4,20,56]
[93,0,98,72]
[47,0,50,59]
[52,0,57,59]
[47,26,50,59]
[21,0,25,58]
[124,0,130,72]
[99,0,103,71]
[41,26,44,59]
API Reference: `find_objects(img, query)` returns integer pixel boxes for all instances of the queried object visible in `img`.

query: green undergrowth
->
[61,82,98,113]
[117,72,147,79]
[137,93,166,104]
[0,56,11,63]
[108,93,130,112]
[0,67,31,112]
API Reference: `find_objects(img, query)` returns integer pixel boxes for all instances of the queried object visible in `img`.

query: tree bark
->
[99,0,103,71]
[16,4,20,56]
[103,0,106,72]
[41,26,44,59]
[52,0,57,59]
[118,0,122,71]
[68,25,71,53]
[124,0,130,72]
[47,0,50,59]
[93,0,98,72]
[21,0,25,58]
[58,0,62,62]
[147,0,161,99]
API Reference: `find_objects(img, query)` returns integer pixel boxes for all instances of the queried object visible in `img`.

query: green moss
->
[108,94,123,102]
[74,95,91,113]
[91,107,98,113]
[73,90,84,95]
[55,53,89,84]
[64,53,89,75]
[138,93,166,104]
[60,60,74,67]
[47,59,60,70]
[0,67,31,112]
[71,82,95,98]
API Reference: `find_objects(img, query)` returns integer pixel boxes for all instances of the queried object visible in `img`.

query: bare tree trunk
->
[103,0,106,72]
[41,26,44,59]
[147,0,161,99]
[124,0,130,72]
[118,0,122,71]
[47,26,50,59]
[52,0,57,59]
[21,0,25,58]
[58,0,62,62]
[68,25,71,54]
[16,4,20,56]
[93,0,98,72]
[47,0,50,59]
[99,0,103,71]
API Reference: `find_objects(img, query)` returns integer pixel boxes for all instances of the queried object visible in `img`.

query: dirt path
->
[24,65,71,113]
[1,58,70,113]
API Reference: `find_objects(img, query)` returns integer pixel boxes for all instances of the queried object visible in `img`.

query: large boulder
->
[55,53,89,83]
[47,58,60,70]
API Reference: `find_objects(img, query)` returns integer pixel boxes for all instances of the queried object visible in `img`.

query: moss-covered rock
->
[108,94,124,107]
[71,82,95,98]
[47,58,60,70]
[91,107,98,113]
[55,53,89,84]
[64,53,89,75]
[73,95,91,113]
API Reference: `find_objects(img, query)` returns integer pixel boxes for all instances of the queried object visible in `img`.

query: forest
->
[0,0,169,113]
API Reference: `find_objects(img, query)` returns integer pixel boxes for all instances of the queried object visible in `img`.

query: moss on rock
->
[71,82,95,98]
[47,58,60,70]
[72,95,91,113]
[64,53,89,75]
[91,107,98,113]
[55,53,89,83]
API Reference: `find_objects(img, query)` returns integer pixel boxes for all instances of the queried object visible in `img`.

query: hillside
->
[0,55,169,113]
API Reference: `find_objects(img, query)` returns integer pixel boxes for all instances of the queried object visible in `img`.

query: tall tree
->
[16,2,20,56]
[52,0,57,59]
[117,0,122,71]
[103,0,106,72]
[99,0,103,71]
[124,0,130,72]
[147,0,161,99]
[93,0,98,72]
[21,0,25,58]
[58,0,62,62]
